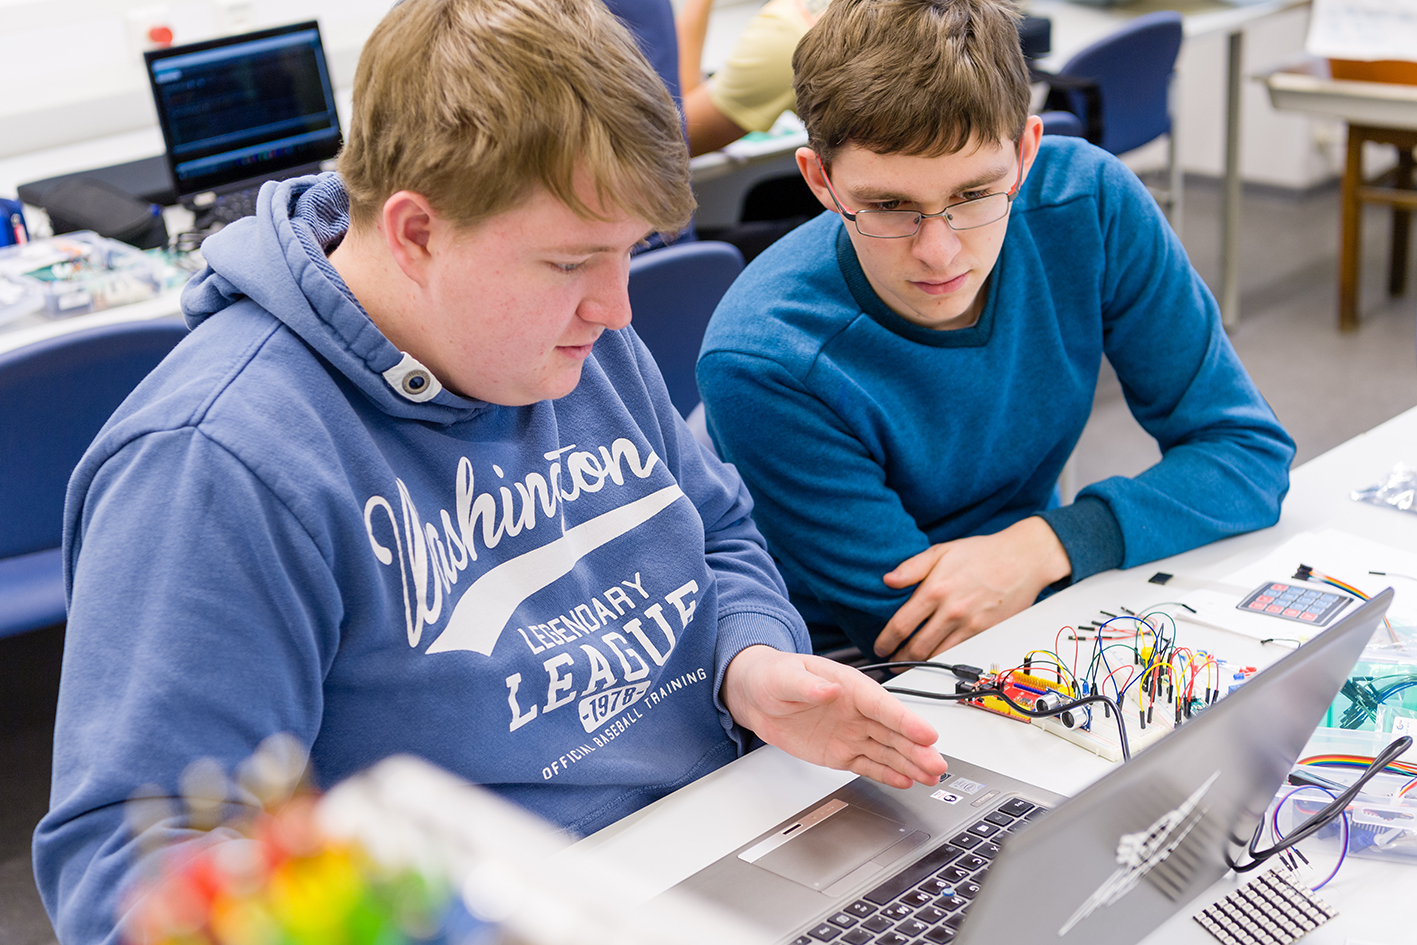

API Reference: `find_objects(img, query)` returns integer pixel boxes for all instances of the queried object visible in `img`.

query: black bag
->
[39,177,168,250]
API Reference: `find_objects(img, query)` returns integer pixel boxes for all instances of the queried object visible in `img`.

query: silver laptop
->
[673,590,1394,945]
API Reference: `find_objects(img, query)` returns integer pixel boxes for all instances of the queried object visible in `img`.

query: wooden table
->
[1265,61,1417,330]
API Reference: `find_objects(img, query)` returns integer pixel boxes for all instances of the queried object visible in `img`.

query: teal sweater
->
[697,137,1294,653]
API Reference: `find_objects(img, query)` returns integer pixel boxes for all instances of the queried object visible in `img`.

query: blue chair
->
[627,240,744,421]
[1038,11,1184,231]
[1039,111,1084,139]
[0,318,189,638]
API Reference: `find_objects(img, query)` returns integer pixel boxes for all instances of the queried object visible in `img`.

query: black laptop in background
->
[143,21,343,226]
[18,22,343,230]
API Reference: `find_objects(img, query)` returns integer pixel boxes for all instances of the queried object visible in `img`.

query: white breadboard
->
[1036,697,1176,762]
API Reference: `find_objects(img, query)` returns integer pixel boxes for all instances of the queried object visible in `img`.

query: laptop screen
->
[144,21,342,201]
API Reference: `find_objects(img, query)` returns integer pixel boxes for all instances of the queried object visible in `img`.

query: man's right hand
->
[875,516,1071,662]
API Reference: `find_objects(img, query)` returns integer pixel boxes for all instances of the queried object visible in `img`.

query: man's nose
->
[912,215,963,269]
[583,261,633,330]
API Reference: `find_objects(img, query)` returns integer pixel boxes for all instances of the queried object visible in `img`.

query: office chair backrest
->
[1039,110,1084,138]
[0,319,189,560]
[1058,11,1183,156]
[627,241,745,418]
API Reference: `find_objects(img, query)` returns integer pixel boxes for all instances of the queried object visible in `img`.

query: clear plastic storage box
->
[0,231,170,324]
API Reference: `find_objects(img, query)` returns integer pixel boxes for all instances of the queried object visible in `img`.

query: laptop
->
[143,21,343,224]
[672,590,1394,945]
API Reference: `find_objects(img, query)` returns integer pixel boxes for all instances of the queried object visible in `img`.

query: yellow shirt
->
[707,0,830,133]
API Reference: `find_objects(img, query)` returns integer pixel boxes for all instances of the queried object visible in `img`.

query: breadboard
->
[960,667,1192,762]
[1037,709,1173,762]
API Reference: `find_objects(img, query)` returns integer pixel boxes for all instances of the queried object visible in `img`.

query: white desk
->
[1266,65,1417,132]
[576,405,1417,944]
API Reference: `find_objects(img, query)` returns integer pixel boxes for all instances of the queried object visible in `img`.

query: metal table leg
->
[1220,29,1243,330]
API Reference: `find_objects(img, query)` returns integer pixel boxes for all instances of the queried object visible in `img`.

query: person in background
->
[33,1,946,941]
[677,0,829,156]
[696,0,1295,664]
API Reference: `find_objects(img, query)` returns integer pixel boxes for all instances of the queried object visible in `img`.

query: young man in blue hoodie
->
[697,0,1296,664]
[34,0,947,940]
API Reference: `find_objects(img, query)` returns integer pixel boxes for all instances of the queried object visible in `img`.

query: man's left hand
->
[876,516,1071,662]
[720,645,948,789]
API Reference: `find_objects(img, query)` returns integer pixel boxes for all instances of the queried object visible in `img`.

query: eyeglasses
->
[816,140,1025,239]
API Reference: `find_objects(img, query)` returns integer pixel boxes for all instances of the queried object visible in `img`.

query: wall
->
[2,0,1360,190]
[1,0,391,158]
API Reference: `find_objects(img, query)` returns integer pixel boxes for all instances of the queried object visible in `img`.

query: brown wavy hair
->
[792,0,1031,167]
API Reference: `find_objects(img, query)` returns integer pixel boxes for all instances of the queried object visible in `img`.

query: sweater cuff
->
[712,610,803,751]
[1036,495,1125,586]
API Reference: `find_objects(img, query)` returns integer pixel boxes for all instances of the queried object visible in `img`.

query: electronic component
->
[1193,868,1336,945]
[884,610,1236,764]
[954,668,1172,763]
[1236,581,1353,627]
[1329,666,1417,730]
[952,609,1242,762]
[1035,703,1171,763]
[955,668,1069,723]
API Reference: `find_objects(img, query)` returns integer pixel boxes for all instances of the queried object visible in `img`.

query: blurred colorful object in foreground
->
[124,798,482,945]
[120,743,769,945]
[120,737,485,945]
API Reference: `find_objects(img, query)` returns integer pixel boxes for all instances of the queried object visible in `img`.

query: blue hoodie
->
[34,174,807,945]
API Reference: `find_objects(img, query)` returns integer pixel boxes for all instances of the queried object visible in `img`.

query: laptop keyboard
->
[196,186,261,227]
[793,798,1050,945]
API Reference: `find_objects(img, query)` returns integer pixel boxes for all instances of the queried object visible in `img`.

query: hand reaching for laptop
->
[721,645,948,789]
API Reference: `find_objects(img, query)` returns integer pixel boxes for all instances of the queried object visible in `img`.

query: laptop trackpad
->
[737,798,927,893]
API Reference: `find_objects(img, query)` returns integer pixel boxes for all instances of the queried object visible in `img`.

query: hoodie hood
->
[182,173,486,424]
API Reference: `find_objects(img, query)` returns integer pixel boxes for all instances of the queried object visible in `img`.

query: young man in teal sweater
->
[697,0,1294,663]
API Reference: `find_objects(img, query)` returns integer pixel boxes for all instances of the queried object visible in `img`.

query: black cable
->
[1229,735,1413,873]
[854,660,985,681]
[856,659,1133,760]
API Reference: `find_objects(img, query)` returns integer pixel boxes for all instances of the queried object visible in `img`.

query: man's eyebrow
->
[550,243,624,255]
[955,159,1015,191]
[848,160,1015,203]
[848,185,916,203]
[550,230,656,255]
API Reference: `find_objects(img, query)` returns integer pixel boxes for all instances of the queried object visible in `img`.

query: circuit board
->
[958,668,1176,763]
[958,669,1069,722]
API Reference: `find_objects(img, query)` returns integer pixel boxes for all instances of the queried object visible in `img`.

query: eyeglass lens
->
[855,192,1011,238]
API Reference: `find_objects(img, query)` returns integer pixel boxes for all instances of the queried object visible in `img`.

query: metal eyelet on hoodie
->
[382,352,443,403]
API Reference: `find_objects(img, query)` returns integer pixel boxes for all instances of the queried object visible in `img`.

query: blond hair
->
[339,0,694,234]
[792,0,1031,166]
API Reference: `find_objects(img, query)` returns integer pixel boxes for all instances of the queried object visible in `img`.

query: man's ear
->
[795,147,839,214]
[1018,114,1045,185]
[381,190,439,287]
